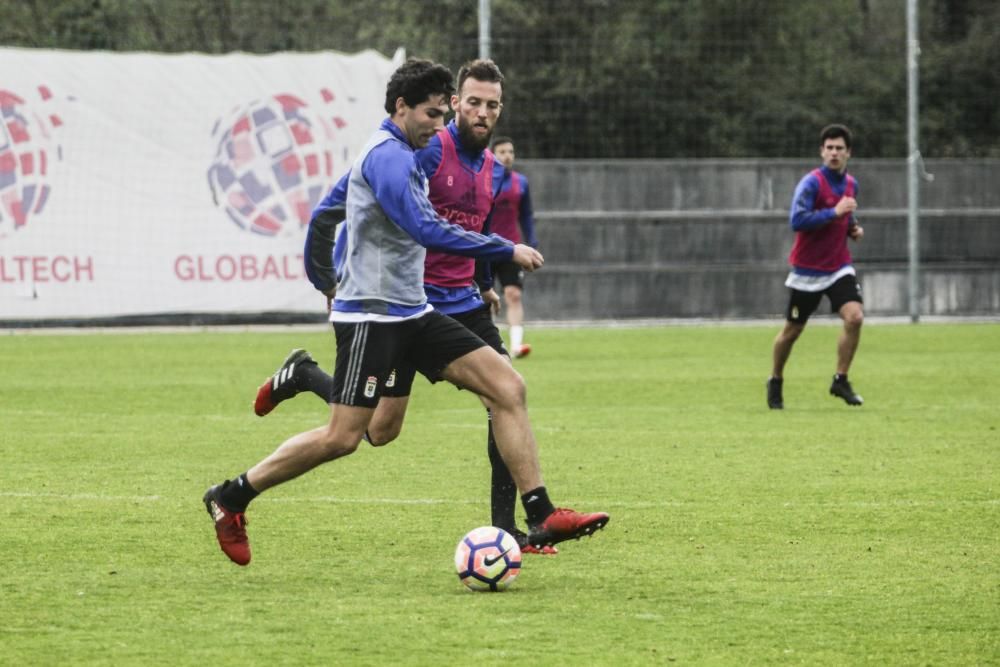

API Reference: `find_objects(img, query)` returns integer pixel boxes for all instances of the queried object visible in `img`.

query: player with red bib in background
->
[488,136,537,359]
[768,124,866,409]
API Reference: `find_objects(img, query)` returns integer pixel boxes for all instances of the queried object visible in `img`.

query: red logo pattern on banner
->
[207,90,348,238]
[0,85,64,238]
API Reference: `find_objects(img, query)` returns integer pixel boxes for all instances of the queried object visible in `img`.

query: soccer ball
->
[454,526,522,591]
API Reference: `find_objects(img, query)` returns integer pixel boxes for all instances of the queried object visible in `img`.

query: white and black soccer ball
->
[454,526,522,591]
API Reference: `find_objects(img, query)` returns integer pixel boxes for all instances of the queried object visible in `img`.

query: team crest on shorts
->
[385,370,396,388]
[364,376,378,398]
[791,306,799,319]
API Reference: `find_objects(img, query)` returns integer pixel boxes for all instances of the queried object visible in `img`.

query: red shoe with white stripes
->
[254,348,313,416]
[203,484,251,566]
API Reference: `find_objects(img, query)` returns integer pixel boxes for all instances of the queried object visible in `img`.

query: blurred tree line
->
[1,0,996,158]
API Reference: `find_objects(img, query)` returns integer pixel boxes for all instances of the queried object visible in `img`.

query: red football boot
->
[254,348,313,416]
[527,507,610,548]
[521,543,559,555]
[203,484,251,566]
[510,528,559,555]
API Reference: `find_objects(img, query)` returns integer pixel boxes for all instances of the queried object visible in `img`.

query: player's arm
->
[363,145,519,263]
[479,285,501,314]
[789,174,835,231]
[475,169,503,293]
[474,258,496,294]
[303,173,349,295]
[847,219,864,241]
[518,174,539,248]
[847,180,863,240]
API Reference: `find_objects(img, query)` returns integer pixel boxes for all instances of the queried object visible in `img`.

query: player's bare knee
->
[315,429,362,460]
[843,308,864,330]
[780,322,805,343]
[490,369,527,411]
[366,424,401,447]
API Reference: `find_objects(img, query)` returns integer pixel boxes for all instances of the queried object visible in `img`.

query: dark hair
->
[820,124,853,149]
[456,58,505,96]
[384,58,455,114]
[491,136,514,150]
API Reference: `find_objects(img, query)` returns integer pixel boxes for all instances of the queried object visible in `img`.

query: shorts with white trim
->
[785,274,863,324]
[381,304,507,398]
[330,310,489,408]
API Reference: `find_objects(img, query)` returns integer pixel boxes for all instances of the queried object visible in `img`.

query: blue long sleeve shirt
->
[789,165,859,232]
[306,120,510,314]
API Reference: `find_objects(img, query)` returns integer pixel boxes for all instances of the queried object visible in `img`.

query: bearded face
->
[452,78,502,153]
[457,114,492,152]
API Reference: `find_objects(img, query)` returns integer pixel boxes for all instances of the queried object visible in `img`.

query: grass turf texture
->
[0,322,997,665]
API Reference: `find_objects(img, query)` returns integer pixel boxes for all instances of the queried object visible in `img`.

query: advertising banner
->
[0,47,402,321]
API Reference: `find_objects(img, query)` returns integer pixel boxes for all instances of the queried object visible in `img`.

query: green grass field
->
[1,322,997,665]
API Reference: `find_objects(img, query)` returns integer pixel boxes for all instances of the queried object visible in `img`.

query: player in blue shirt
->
[256,61,556,555]
[768,124,865,409]
[203,59,608,566]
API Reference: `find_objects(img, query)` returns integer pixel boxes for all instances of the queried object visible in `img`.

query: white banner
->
[0,47,402,321]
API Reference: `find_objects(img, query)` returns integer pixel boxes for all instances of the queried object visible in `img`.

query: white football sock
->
[510,325,524,350]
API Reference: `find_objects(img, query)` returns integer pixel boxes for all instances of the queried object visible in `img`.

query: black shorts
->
[491,261,525,290]
[381,304,507,398]
[786,274,864,324]
[330,310,488,408]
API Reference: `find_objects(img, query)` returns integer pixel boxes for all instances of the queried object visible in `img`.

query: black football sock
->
[834,373,848,382]
[296,362,335,403]
[486,412,518,532]
[219,473,259,513]
[522,486,555,526]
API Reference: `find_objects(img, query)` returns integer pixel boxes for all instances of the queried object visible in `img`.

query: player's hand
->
[848,224,864,241]
[834,196,858,217]
[323,284,337,312]
[512,244,543,272]
[481,288,501,314]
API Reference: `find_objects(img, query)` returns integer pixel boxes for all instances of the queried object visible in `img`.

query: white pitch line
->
[0,491,162,502]
[268,496,470,505]
[0,490,995,509]
[0,491,474,505]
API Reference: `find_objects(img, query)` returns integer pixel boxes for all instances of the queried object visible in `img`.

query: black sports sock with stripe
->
[486,411,518,532]
[219,473,259,513]
[296,362,335,403]
[522,486,555,526]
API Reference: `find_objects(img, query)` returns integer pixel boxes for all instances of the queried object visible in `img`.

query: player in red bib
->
[768,124,865,409]
[488,136,537,359]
